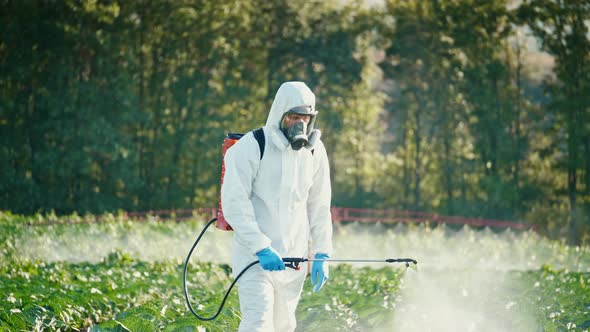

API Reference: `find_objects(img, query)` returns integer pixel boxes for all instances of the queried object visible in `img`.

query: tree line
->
[1,0,589,243]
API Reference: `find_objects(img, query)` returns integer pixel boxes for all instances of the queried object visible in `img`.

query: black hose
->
[183,217,239,321]
[183,217,307,321]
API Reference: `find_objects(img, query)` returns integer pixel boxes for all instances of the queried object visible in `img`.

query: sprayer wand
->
[183,217,418,321]
[282,257,418,270]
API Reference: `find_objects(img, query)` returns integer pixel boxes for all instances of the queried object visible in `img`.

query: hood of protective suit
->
[265,81,316,129]
[265,81,321,151]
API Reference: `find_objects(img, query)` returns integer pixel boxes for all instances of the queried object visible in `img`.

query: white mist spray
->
[14,220,234,264]
[331,222,588,332]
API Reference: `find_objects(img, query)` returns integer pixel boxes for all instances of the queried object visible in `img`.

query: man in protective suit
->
[221,81,333,332]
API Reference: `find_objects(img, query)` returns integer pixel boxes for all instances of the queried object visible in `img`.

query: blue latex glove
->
[311,253,329,292]
[256,247,285,271]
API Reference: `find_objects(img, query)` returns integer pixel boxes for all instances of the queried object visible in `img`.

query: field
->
[1,211,589,331]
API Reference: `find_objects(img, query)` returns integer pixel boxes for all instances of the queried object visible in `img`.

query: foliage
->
[522,265,590,331]
[1,0,590,241]
[1,212,590,331]
[2,249,589,331]
[0,253,240,331]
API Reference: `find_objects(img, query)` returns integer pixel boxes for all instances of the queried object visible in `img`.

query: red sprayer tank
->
[216,133,244,231]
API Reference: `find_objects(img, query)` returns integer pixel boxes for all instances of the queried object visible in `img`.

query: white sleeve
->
[307,141,333,256]
[220,133,272,255]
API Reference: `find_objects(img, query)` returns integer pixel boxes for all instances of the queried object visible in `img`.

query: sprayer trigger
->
[285,261,301,270]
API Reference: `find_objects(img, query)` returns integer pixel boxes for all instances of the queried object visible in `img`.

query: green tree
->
[518,0,590,244]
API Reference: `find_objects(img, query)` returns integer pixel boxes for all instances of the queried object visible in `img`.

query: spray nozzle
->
[386,258,417,265]
[385,258,418,271]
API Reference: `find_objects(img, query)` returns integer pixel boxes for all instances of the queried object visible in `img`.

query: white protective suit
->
[221,81,333,332]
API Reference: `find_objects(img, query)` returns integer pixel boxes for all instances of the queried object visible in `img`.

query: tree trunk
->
[137,6,146,193]
[402,123,410,210]
[413,103,422,211]
[585,137,590,195]
[512,39,523,213]
[567,100,579,245]
[443,130,453,214]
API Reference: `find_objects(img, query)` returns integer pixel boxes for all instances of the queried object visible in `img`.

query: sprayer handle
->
[282,257,307,270]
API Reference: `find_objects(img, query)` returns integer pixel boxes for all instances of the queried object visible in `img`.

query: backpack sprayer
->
[183,132,418,321]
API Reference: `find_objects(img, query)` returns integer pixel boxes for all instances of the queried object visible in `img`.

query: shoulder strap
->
[252,127,265,160]
[251,127,313,158]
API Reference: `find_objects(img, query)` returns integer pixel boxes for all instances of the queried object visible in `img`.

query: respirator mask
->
[280,105,318,151]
